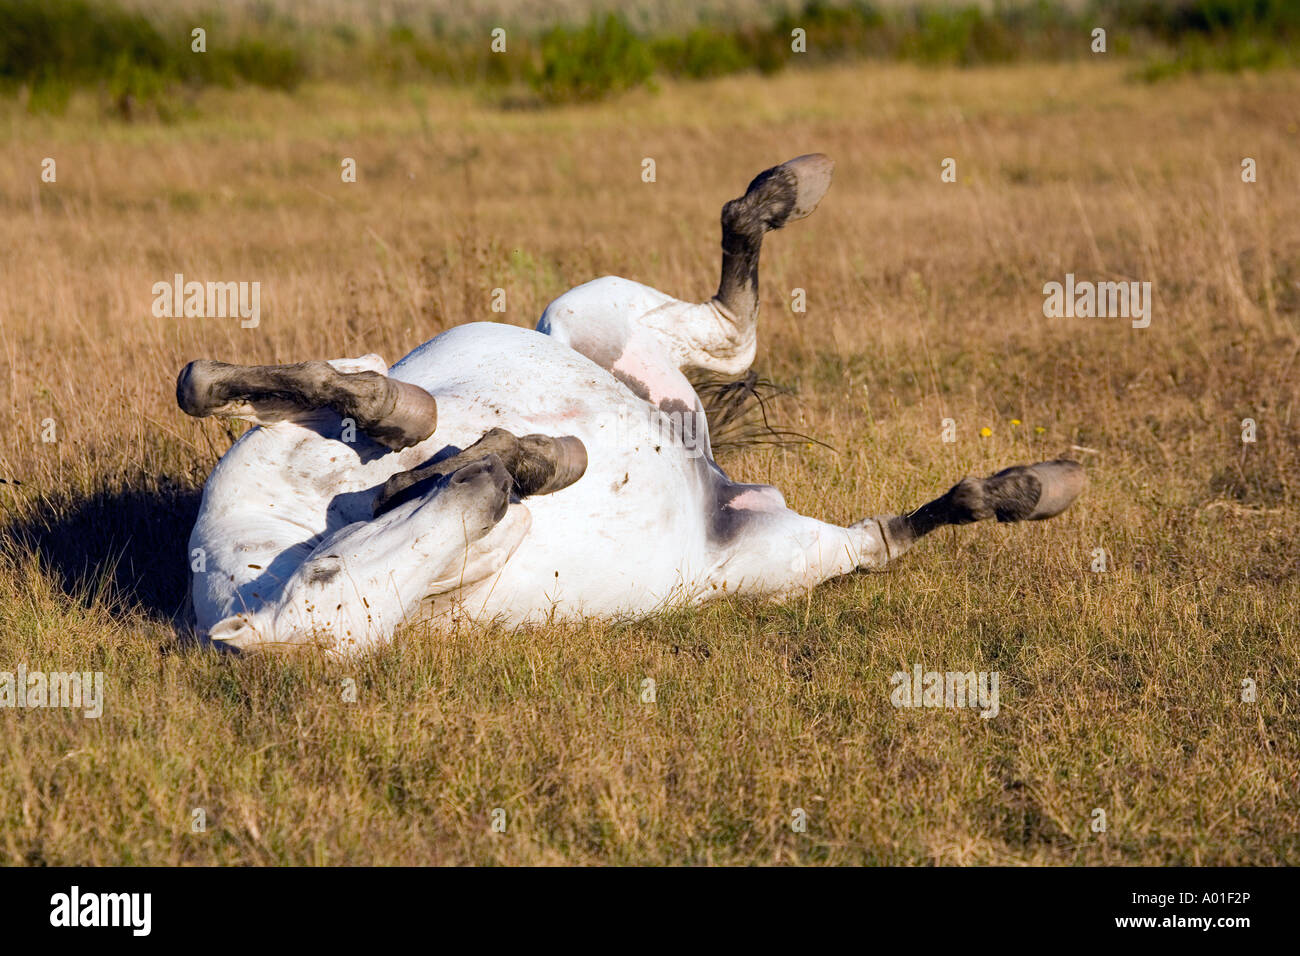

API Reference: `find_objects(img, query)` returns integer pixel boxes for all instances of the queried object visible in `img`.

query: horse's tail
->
[689,369,830,454]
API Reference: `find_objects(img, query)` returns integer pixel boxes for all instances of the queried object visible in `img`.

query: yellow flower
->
[1034,426,1046,434]
[979,427,992,438]
[1010,419,1021,426]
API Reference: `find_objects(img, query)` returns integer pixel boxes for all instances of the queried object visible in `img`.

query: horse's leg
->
[372,426,588,517]
[713,152,834,336]
[175,353,438,450]
[711,460,1086,597]
[868,460,1087,561]
[706,491,890,599]
[538,154,834,388]
[206,455,532,656]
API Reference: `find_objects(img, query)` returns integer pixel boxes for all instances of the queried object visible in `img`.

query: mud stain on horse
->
[306,555,343,585]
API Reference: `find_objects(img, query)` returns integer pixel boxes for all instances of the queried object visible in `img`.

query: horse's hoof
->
[727,153,836,235]
[516,434,587,496]
[1022,459,1087,520]
[776,153,835,223]
[983,459,1086,522]
[176,359,228,417]
[360,378,439,450]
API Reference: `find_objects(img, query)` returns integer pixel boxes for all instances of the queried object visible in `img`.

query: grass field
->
[1,58,1298,865]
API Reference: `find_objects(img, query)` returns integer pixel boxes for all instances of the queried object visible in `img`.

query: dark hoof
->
[514,434,587,496]
[774,153,834,223]
[359,379,439,450]
[732,153,835,233]
[175,359,226,417]
[1022,459,1086,520]
[984,459,1086,522]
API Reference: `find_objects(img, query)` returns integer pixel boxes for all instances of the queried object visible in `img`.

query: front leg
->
[176,354,438,450]
[373,427,588,517]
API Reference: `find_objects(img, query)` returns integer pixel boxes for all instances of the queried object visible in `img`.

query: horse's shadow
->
[6,483,202,633]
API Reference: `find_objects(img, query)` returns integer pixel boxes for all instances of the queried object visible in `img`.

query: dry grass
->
[1,60,1298,864]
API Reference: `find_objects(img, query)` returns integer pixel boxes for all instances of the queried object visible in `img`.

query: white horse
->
[178,155,1084,656]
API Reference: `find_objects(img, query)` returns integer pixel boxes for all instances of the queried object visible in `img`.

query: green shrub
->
[530,14,655,104]
[653,28,750,79]
[0,0,306,112]
[4,0,1300,115]
[0,0,170,87]
[210,37,305,90]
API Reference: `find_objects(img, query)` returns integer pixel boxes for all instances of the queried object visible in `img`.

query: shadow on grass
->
[3,484,201,627]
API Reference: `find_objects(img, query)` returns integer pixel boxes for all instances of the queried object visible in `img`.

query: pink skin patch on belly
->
[610,339,697,409]
[727,487,786,511]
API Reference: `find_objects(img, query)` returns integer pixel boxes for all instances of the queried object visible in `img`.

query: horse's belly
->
[392,323,709,619]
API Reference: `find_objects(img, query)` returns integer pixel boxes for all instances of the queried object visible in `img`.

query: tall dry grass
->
[0,61,1297,864]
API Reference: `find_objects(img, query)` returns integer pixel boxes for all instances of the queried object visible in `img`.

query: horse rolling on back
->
[176,154,1085,656]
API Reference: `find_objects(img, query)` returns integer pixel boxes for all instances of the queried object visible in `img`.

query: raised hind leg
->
[537,154,834,399]
[713,152,834,335]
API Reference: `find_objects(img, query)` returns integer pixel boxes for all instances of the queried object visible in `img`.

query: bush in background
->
[3,0,1299,116]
